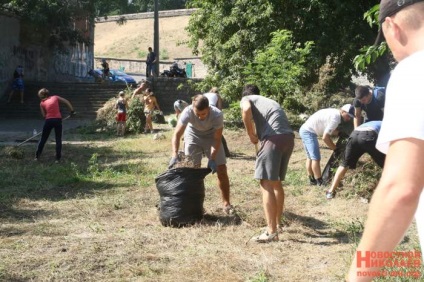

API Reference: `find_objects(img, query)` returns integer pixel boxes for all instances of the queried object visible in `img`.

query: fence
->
[93,57,207,78]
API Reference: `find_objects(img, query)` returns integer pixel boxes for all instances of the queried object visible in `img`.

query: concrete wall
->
[96,9,196,23]
[151,77,203,113]
[0,13,20,96]
[0,13,95,97]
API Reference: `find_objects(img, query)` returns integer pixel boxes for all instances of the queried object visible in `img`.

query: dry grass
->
[0,122,421,281]
[94,16,194,60]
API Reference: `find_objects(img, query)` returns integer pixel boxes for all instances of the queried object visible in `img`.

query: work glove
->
[207,159,217,174]
[168,156,180,169]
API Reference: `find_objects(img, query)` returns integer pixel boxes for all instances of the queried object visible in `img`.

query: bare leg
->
[311,159,322,179]
[306,159,314,178]
[145,114,153,131]
[260,179,284,234]
[216,164,230,207]
[327,166,348,194]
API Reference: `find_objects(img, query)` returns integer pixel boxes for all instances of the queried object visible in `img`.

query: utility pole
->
[154,0,159,76]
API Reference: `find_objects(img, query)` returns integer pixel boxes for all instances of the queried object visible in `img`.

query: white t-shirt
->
[376,49,424,250]
[301,108,341,136]
[203,92,219,107]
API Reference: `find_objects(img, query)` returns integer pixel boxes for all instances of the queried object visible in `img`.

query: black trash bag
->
[155,167,211,227]
[153,113,166,124]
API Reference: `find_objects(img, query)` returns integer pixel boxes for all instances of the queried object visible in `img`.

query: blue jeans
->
[299,127,321,160]
[146,64,155,77]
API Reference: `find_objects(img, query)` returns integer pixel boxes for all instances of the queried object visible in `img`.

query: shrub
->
[127,97,146,133]
[96,89,146,133]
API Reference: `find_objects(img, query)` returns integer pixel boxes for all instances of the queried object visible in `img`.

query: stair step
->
[0,82,126,120]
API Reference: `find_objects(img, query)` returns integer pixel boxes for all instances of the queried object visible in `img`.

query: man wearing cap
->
[325,121,385,199]
[347,1,424,280]
[173,99,189,119]
[353,85,385,128]
[299,104,355,186]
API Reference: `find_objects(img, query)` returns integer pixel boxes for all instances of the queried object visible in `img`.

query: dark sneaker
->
[317,178,324,186]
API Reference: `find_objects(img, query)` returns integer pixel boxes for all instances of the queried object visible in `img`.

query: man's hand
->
[70,111,76,117]
[168,156,180,169]
[207,159,217,174]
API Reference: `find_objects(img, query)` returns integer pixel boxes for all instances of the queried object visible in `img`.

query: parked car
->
[90,69,137,85]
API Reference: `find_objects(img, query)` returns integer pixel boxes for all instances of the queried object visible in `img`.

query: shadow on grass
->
[201,213,243,226]
[227,152,256,162]
[284,211,352,245]
[0,141,155,222]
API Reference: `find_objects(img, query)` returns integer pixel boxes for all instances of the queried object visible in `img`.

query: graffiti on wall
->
[0,50,10,83]
[53,43,93,78]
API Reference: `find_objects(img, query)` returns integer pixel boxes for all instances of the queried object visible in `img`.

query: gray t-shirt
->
[241,95,293,140]
[179,105,223,140]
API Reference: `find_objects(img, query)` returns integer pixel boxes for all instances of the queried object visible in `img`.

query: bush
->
[223,102,243,129]
[95,89,146,133]
[127,97,146,133]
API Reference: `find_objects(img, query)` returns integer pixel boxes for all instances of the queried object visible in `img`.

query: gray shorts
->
[184,135,226,167]
[255,133,294,181]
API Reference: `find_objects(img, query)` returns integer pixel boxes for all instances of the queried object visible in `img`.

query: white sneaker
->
[252,231,279,243]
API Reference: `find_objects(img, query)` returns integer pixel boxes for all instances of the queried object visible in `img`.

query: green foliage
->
[223,102,243,129]
[3,0,95,51]
[244,30,313,104]
[127,97,146,133]
[95,88,145,134]
[187,0,385,101]
[160,48,169,60]
[354,42,388,71]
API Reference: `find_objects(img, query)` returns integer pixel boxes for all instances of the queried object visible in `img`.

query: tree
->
[1,0,95,51]
[244,30,313,106]
[186,0,391,102]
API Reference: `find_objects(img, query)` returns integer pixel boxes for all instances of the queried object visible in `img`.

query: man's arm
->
[210,127,223,160]
[322,132,337,150]
[171,123,186,158]
[354,107,362,128]
[241,100,258,145]
[347,138,424,281]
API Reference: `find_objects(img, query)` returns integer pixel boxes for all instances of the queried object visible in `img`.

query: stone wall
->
[96,8,196,23]
[150,77,203,113]
[0,13,95,97]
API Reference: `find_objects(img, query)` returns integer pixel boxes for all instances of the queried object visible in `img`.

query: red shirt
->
[41,96,62,119]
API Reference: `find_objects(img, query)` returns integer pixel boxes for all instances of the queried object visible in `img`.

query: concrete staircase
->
[0,82,130,120]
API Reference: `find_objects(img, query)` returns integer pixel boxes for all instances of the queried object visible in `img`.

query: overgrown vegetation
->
[96,88,146,134]
[0,122,422,281]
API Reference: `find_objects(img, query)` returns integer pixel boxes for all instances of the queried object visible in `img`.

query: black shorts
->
[342,130,385,169]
